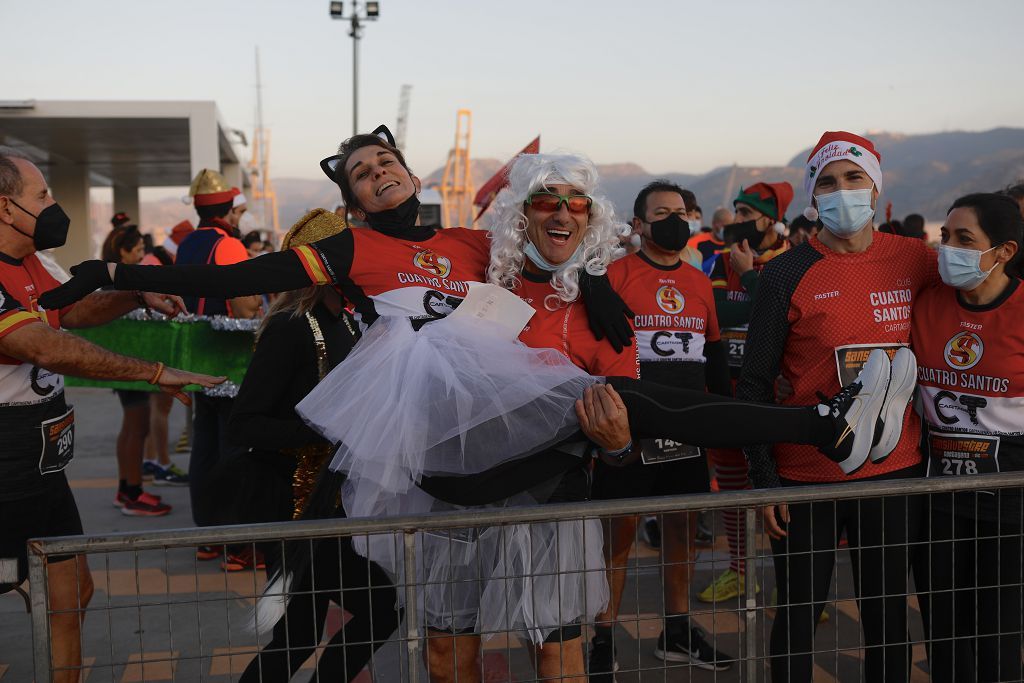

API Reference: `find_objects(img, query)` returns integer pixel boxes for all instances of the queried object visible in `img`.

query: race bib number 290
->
[38,406,74,475]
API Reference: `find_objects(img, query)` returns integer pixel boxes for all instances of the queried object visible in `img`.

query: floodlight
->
[366,1,380,17]
[329,1,344,18]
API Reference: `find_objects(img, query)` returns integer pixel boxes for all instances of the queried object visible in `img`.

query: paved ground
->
[1,388,935,682]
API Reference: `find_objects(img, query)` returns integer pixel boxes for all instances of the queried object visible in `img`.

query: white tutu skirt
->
[295,314,606,643]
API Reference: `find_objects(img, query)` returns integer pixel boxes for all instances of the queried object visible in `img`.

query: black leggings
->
[768,466,924,683]
[240,537,399,682]
[607,377,830,448]
[914,493,1024,683]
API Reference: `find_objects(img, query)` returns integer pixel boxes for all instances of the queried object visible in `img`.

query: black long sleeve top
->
[227,302,359,451]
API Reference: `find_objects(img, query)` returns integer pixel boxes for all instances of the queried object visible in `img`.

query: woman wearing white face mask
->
[911,192,1024,683]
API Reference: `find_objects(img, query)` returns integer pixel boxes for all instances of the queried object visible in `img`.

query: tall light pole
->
[329,1,379,136]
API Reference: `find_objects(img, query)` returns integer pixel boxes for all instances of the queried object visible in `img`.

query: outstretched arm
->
[40,232,353,310]
[0,321,224,405]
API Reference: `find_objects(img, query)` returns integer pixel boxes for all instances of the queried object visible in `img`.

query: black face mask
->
[363,193,421,235]
[9,200,71,251]
[723,219,762,249]
[648,213,691,252]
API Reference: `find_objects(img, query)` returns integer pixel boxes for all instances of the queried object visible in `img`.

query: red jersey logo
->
[944,331,984,370]
[413,249,451,278]
[656,286,684,314]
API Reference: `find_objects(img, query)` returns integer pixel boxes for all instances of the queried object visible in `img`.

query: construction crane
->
[395,84,412,152]
[439,109,474,228]
[248,47,280,237]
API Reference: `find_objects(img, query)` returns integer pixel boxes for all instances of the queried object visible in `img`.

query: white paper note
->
[446,282,535,340]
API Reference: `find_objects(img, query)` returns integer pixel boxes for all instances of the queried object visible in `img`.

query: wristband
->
[135,290,148,309]
[147,362,165,385]
[601,439,633,461]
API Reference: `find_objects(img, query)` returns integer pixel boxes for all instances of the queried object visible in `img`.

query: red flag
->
[473,136,540,220]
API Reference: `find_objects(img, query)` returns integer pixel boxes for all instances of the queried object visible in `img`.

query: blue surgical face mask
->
[815,188,875,238]
[938,244,1000,290]
[523,238,583,272]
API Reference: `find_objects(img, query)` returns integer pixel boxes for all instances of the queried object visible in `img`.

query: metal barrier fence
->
[26,471,1024,682]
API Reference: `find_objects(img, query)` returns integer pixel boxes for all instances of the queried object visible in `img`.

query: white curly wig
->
[487,153,625,308]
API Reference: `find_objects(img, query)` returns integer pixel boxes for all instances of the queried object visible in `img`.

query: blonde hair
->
[256,286,331,340]
[486,153,625,309]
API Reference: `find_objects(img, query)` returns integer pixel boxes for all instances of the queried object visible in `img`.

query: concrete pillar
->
[188,104,220,179]
[48,163,92,269]
[221,162,243,190]
[112,184,140,225]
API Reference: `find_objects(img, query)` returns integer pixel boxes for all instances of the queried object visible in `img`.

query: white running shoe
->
[816,348,891,475]
[869,347,918,463]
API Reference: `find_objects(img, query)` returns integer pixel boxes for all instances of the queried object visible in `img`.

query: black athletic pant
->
[240,536,399,682]
[768,465,924,683]
[608,377,831,448]
[914,493,1024,683]
[190,394,237,527]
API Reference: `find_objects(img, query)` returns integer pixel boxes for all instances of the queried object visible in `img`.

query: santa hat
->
[169,219,194,244]
[163,220,194,256]
[803,131,882,220]
[734,182,793,236]
[734,182,793,220]
[189,169,235,207]
[231,187,247,208]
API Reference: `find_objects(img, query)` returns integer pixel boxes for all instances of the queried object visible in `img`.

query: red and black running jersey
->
[0,253,73,500]
[292,226,490,326]
[913,279,1024,480]
[514,271,639,378]
[737,232,940,487]
[607,252,719,390]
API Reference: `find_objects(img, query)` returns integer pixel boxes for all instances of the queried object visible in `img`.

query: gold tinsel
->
[286,443,335,519]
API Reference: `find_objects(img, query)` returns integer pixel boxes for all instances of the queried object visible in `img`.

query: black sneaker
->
[642,517,661,550]
[653,626,733,672]
[588,631,618,682]
[816,348,890,475]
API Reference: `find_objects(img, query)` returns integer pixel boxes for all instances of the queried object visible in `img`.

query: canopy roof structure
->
[0,100,247,267]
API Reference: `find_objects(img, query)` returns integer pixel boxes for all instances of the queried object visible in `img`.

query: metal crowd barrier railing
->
[27,471,1024,682]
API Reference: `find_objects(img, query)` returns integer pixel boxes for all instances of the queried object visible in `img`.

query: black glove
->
[579,270,634,353]
[39,260,113,310]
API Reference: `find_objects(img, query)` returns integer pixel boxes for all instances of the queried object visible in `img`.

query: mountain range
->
[95,127,1024,245]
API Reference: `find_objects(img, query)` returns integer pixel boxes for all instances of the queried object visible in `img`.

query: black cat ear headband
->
[320,125,397,183]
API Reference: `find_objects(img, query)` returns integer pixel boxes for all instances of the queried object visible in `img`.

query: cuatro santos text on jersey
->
[738,232,940,486]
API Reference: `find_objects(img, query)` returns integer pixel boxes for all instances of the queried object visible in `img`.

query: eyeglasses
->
[526,191,593,214]
[320,155,344,183]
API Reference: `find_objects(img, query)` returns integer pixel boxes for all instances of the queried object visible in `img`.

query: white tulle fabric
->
[295,314,607,643]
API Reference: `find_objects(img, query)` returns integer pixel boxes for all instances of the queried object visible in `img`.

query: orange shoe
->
[221,548,266,572]
[196,545,222,561]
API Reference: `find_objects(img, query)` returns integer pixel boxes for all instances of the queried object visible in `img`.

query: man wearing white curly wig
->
[426,152,639,682]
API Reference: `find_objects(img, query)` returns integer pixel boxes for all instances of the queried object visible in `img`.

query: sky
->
[3,0,1023,182]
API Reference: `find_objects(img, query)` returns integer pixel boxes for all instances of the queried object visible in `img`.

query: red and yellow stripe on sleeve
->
[292,245,331,285]
[0,310,41,339]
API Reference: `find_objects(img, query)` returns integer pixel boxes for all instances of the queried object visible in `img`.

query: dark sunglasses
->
[526,191,593,215]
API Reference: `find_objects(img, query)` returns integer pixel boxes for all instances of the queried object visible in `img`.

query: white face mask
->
[523,238,583,272]
[815,188,875,238]
[688,219,702,236]
[938,244,1000,291]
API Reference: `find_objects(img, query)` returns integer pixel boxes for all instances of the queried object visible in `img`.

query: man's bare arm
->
[60,291,186,329]
[0,322,224,406]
